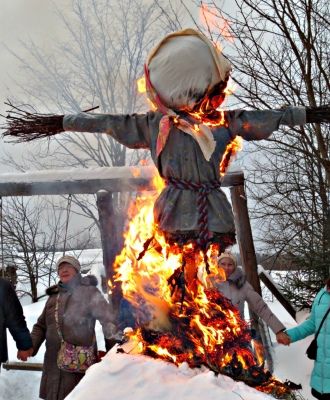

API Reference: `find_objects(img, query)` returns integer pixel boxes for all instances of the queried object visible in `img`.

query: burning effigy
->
[2,27,329,399]
[112,176,299,399]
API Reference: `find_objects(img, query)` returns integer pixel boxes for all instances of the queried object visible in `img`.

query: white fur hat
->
[217,252,237,267]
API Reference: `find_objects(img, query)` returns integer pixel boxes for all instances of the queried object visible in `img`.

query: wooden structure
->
[0,166,295,318]
[0,166,296,372]
[259,269,296,319]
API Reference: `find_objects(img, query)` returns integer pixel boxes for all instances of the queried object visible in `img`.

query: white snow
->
[0,267,316,400]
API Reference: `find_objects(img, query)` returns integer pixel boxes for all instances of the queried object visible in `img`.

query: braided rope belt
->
[165,176,221,248]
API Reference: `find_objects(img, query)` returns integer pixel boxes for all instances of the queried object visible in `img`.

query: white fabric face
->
[148,34,227,111]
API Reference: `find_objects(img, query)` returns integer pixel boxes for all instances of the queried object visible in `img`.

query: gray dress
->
[63,107,305,240]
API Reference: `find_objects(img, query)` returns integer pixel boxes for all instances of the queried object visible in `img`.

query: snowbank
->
[67,350,273,400]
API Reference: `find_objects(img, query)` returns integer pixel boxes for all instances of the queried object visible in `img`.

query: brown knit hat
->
[56,255,81,273]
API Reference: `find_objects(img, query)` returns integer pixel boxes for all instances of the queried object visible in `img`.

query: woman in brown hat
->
[31,255,119,400]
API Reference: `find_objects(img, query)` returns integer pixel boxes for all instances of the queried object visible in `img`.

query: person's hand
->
[17,348,33,361]
[276,331,291,346]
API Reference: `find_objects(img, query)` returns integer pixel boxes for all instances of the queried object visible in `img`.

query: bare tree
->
[1,196,66,302]
[3,0,182,251]
[5,0,176,170]
[186,0,330,305]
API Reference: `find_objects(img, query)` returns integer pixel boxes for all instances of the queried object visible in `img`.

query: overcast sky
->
[0,0,238,173]
[0,0,72,169]
[0,0,71,110]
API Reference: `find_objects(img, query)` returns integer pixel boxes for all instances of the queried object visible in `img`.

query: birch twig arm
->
[1,102,99,142]
[306,104,330,123]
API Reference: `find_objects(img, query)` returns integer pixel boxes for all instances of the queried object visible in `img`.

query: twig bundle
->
[1,101,99,143]
[306,104,330,123]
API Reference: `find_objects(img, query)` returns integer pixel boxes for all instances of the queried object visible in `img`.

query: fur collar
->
[227,267,246,289]
[46,274,98,295]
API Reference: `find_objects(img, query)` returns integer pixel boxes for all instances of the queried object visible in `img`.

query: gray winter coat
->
[208,267,285,334]
[31,274,116,400]
[63,107,306,236]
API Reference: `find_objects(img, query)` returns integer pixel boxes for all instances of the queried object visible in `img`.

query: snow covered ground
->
[0,284,315,400]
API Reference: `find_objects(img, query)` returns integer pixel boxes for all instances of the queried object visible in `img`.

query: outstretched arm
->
[286,293,318,343]
[226,104,330,141]
[2,102,157,149]
[226,106,306,141]
[245,282,286,334]
[63,112,154,149]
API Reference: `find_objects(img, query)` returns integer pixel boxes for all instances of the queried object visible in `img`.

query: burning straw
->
[113,182,301,399]
[119,287,298,399]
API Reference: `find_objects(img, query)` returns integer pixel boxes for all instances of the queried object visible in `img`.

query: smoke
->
[129,274,171,332]
[0,0,71,113]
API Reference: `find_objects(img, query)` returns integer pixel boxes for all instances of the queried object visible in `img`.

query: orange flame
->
[137,76,146,93]
[136,76,157,111]
[252,339,265,366]
[112,171,291,395]
[219,136,243,176]
[107,279,113,295]
[199,3,234,44]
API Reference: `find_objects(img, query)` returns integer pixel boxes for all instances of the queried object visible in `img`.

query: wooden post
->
[230,182,273,371]
[230,184,261,294]
[96,190,122,323]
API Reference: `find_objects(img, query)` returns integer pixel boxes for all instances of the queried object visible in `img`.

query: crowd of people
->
[1,253,329,400]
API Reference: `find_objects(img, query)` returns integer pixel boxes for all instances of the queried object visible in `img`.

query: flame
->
[112,171,292,396]
[253,339,265,366]
[138,159,149,166]
[219,136,243,176]
[137,75,157,111]
[148,345,177,363]
[130,167,141,178]
[224,78,237,96]
[137,76,146,93]
[107,279,113,295]
[199,3,234,44]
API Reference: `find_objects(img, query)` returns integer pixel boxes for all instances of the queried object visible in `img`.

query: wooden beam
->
[259,270,296,320]
[230,183,274,371]
[2,361,43,371]
[0,167,244,197]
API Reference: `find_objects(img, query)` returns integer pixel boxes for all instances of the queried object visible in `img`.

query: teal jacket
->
[287,288,330,394]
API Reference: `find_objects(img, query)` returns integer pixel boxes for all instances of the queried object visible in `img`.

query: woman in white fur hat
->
[207,252,289,344]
